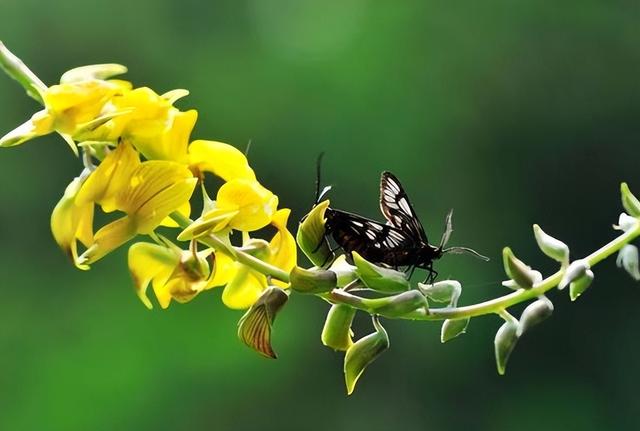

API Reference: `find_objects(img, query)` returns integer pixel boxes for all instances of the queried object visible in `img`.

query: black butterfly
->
[315,166,487,282]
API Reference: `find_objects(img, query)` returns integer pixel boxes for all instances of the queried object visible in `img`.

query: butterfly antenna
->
[314,152,332,204]
[439,209,454,248]
[443,246,490,261]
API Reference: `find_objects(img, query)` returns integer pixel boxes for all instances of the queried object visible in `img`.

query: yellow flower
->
[1,79,130,151]
[208,209,297,309]
[85,87,198,163]
[179,178,279,240]
[128,241,214,309]
[49,141,197,267]
[50,170,95,270]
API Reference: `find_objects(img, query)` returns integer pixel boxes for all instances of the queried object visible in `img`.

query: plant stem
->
[0,41,46,103]
[403,222,640,321]
[170,212,291,282]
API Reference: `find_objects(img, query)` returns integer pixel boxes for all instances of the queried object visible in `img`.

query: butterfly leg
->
[406,265,417,280]
[424,263,438,284]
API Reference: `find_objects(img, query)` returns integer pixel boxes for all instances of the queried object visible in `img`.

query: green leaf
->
[321,304,356,351]
[344,317,389,395]
[441,318,470,343]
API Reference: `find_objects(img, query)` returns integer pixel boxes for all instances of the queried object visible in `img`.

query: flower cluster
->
[3,43,640,396]
[1,62,296,310]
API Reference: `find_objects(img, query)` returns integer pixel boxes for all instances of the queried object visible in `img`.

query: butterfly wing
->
[379,171,428,243]
[325,208,418,265]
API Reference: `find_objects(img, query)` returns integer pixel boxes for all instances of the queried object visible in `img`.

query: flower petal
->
[76,141,141,212]
[268,208,297,287]
[128,242,179,309]
[221,265,267,309]
[189,140,256,181]
[50,173,95,270]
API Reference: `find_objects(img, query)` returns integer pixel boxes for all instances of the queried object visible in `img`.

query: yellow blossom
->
[208,209,297,309]
[50,170,95,270]
[178,178,279,240]
[49,141,196,267]
[128,241,214,309]
[84,87,198,163]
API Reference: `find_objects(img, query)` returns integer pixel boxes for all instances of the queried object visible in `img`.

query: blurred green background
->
[1,1,640,430]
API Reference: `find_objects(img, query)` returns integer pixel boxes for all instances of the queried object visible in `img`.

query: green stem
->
[0,41,46,103]
[170,212,290,282]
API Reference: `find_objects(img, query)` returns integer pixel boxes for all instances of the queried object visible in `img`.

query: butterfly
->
[317,168,487,282]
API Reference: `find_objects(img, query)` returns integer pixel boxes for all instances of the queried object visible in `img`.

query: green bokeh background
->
[1,1,640,430]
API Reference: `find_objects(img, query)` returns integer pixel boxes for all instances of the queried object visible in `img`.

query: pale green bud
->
[289,266,337,294]
[502,270,542,290]
[533,224,569,265]
[517,296,554,336]
[237,287,288,359]
[344,317,390,395]
[329,255,358,288]
[621,183,640,217]
[494,319,520,375]
[321,304,356,351]
[441,318,470,343]
[353,252,410,293]
[569,269,594,301]
[60,64,128,83]
[296,200,335,268]
[559,259,590,290]
[503,247,537,288]
[616,244,640,281]
[613,212,638,233]
[418,280,462,307]
[365,290,428,317]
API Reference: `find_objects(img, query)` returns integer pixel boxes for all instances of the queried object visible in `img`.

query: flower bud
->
[352,252,410,293]
[621,183,640,217]
[296,200,335,268]
[289,266,337,294]
[321,304,356,351]
[59,64,128,83]
[344,317,390,395]
[517,296,553,336]
[501,270,542,290]
[329,255,358,288]
[441,318,470,343]
[418,280,461,307]
[616,244,640,281]
[366,290,428,317]
[237,286,289,359]
[558,259,589,290]
[533,224,569,265]
[502,247,536,288]
[613,212,638,233]
[569,269,594,301]
[494,319,520,375]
